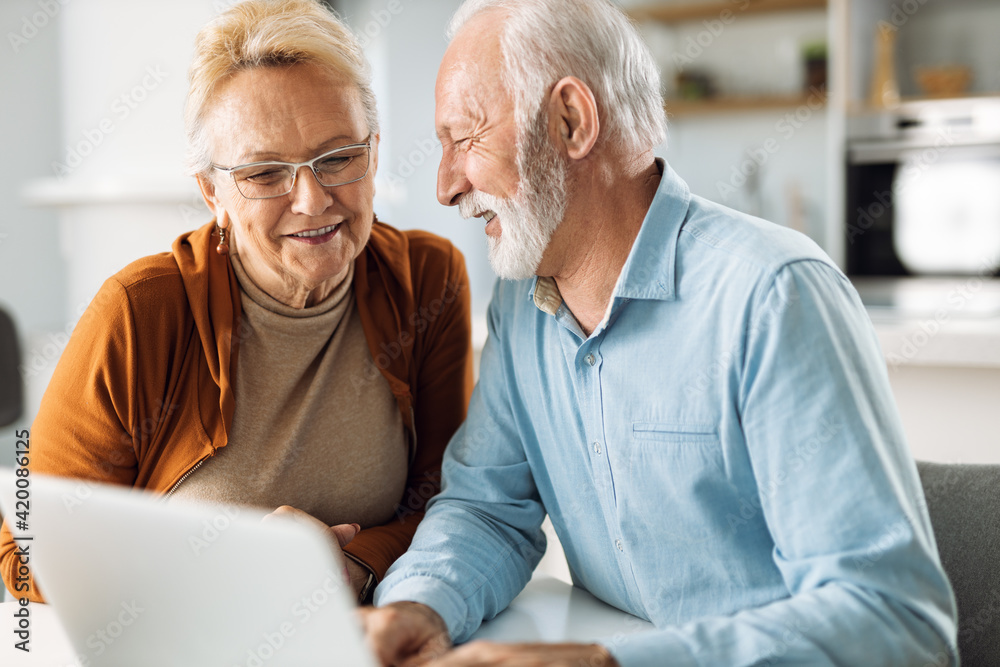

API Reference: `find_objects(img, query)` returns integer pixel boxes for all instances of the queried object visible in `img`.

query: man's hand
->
[417,641,619,667]
[359,601,452,666]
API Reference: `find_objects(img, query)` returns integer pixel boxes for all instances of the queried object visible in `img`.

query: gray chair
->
[0,307,22,427]
[917,461,1000,667]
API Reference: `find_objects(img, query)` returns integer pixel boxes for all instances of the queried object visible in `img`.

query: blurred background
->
[1,0,998,473]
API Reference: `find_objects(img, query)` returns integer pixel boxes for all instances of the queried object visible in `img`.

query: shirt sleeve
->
[343,243,476,582]
[604,260,959,667]
[373,280,547,641]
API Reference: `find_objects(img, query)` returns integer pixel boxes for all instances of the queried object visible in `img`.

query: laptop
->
[0,467,377,667]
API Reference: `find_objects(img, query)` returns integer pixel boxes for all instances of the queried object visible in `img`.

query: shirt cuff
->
[374,574,471,642]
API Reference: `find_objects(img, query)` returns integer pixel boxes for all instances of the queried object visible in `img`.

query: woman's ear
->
[196,173,226,224]
[548,76,600,161]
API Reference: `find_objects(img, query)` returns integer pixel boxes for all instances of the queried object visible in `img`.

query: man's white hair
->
[447,0,667,156]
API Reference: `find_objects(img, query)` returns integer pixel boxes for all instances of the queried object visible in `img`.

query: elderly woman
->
[1,0,472,603]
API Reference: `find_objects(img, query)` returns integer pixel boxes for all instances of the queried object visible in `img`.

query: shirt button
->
[593,441,602,455]
[586,353,596,366]
[615,539,624,552]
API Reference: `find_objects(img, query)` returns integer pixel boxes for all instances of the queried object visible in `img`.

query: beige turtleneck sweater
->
[170,253,408,529]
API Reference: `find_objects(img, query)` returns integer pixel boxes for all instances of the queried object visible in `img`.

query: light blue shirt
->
[376,161,958,666]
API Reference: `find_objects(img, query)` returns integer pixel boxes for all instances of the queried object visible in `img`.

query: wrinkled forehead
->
[205,63,368,164]
[436,17,514,132]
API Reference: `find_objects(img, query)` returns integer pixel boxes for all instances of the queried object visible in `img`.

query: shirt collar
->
[613,158,690,302]
[528,158,691,312]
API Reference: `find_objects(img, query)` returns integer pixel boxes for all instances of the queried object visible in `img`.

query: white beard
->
[459,114,568,280]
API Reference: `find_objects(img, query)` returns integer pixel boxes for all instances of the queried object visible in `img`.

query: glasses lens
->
[232,164,295,199]
[314,146,370,187]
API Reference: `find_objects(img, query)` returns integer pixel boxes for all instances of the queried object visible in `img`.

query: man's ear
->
[548,76,600,160]
[196,173,226,226]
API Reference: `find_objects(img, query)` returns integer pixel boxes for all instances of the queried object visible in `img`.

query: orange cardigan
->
[1,220,474,602]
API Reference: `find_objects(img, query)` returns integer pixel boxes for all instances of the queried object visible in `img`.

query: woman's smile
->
[286,222,343,244]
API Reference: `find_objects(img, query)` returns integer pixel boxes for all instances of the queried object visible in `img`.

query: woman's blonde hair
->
[185,0,378,175]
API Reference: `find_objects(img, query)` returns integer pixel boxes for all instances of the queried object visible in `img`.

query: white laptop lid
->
[0,468,376,667]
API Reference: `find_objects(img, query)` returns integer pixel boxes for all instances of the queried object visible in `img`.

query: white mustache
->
[459,190,505,220]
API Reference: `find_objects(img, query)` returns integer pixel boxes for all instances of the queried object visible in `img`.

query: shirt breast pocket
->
[627,421,725,545]
[631,422,718,444]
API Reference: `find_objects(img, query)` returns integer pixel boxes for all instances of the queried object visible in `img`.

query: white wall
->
[0,0,67,467]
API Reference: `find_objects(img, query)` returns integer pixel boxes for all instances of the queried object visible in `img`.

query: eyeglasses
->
[212,135,372,200]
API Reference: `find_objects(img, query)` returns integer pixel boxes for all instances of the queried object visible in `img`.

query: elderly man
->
[361,0,958,665]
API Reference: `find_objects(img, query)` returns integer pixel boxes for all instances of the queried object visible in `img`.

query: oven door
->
[846,141,1000,277]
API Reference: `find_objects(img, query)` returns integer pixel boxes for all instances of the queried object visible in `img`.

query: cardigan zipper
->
[408,405,418,463]
[163,457,209,499]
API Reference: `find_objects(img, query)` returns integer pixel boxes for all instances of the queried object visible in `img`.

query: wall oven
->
[845,97,1000,317]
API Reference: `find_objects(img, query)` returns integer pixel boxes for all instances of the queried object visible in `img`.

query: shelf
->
[665,92,827,116]
[847,92,1000,116]
[22,177,204,207]
[628,0,827,24]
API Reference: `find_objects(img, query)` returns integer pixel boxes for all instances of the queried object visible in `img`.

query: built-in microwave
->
[845,97,1000,279]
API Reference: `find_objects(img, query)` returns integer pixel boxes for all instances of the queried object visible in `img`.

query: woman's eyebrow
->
[235,134,360,163]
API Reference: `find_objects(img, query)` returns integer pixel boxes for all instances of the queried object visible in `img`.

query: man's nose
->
[437,150,471,207]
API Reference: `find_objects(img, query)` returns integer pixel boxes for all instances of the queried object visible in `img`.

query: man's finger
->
[359,604,451,667]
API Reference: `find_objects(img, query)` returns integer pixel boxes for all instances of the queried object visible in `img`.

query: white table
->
[471,575,652,643]
[0,575,652,665]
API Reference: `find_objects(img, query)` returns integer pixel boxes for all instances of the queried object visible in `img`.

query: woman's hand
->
[262,505,370,597]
